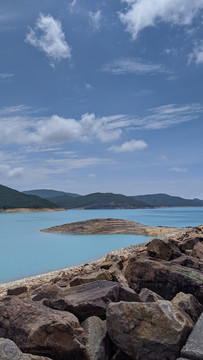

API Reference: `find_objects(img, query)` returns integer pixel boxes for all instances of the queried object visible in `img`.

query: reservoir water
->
[0,207,203,283]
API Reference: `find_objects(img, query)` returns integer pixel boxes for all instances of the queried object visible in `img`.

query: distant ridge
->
[0,184,58,210]
[46,192,151,209]
[23,189,80,199]
[133,193,203,207]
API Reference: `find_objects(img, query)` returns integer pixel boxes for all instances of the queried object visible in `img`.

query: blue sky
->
[0,0,203,198]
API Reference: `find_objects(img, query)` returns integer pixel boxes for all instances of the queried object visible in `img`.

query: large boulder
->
[139,288,164,302]
[31,284,61,301]
[107,300,193,360]
[180,234,203,253]
[0,337,51,359]
[172,292,203,324]
[81,316,111,360]
[125,257,203,304]
[45,280,140,321]
[0,296,87,360]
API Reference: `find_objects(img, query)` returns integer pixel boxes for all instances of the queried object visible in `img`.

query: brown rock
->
[139,288,164,302]
[107,300,193,360]
[180,234,202,252]
[0,296,87,360]
[81,316,111,360]
[45,280,140,322]
[31,284,61,301]
[0,338,52,360]
[170,255,200,269]
[7,286,27,296]
[192,241,203,259]
[70,269,113,287]
[125,257,203,304]
[172,292,203,323]
[147,238,174,260]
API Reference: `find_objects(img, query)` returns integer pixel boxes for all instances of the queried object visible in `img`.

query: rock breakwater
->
[0,225,203,359]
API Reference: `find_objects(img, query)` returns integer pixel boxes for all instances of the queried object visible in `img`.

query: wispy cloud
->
[0,103,202,146]
[188,40,203,64]
[89,10,102,31]
[46,157,115,171]
[25,13,71,66]
[0,164,24,178]
[168,167,188,172]
[102,58,169,75]
[119,0,203,40]
[108,139,147,153]
[0,73,14,81]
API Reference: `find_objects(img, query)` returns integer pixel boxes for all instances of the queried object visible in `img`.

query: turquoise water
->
[0,208,202,283]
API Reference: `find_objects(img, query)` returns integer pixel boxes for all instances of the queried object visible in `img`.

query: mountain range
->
[23,188,203,209]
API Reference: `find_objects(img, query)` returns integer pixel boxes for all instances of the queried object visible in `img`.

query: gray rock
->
[0,338,51,359]
[81,316,110,360]
[139,288,164,302]
[181,312,203,360]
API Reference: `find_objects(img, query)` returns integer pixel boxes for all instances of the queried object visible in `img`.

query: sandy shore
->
[1,208,65,213]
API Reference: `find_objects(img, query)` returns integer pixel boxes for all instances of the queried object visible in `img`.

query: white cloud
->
[119,0,203,40]
[25,13,71,66]
[108,139,147,153]
[102,58,169,75]
[0,103,202,146]
[89,10,102,31]
[0,164,24,178]
[0,73,13,80]
[85,83,93,90]
[46,157,114,171]
[88,173,96,178]
[168,167,188,172]
[188,40,203,64]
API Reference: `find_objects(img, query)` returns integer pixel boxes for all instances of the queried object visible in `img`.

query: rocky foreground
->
[41,217,186,237]
[0,225,203,360]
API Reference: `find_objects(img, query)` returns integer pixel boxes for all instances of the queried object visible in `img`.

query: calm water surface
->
[0,208,202,283]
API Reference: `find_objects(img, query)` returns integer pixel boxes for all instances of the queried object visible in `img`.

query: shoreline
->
[0,207,65,213]
[0,243,145,295]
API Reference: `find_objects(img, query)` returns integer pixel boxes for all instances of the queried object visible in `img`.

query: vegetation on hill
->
[0,184,58,210]
[50,192,151,209]
[133,193,203,207]
[23,189,80,199]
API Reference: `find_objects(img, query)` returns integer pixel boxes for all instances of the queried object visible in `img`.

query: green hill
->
[133,193,203,207]
[23,189,80,199]
[50,192,151,209]
[0,184,58,210]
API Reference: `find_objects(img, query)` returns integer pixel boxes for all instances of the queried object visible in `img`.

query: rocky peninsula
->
[41,217,187,237]
[0,225,203,360]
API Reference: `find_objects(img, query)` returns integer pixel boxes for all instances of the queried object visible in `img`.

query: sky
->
[0,0,203,198]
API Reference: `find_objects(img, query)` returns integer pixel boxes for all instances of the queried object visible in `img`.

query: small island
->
[41,217,187,237]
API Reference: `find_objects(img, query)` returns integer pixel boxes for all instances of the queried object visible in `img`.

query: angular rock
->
[180,235,202,252]
[45,280,140,321]
[107,300,193,360]
[7,286,27,296]
[139,288,164,302]
[0,338,51,359]
[147,238,174,260]
[70,269,113,287]
[172,292,203,323]
[108,264,129,287]
[181,312,203,359]
[31,284,61,301]
[81,316,111,360]
[192,241,203,260]
[125,257,203,304]
[0,296,87,360]
[171,255,200,270]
